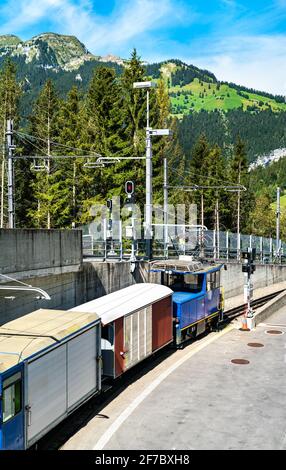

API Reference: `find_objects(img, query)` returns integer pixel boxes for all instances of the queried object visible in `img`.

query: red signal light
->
[125,181,134,195]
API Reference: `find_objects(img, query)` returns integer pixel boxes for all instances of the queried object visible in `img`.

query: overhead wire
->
[169,164,244,189]
[15,131,101,156]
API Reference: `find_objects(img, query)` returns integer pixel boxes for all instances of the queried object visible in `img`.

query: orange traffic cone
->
[240,315,250,331]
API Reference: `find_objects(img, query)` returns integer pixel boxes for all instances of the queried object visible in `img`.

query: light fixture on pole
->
[133,81,156,260]
[276,186,281,261]
[6,119,15,229]
[133,81,172,260]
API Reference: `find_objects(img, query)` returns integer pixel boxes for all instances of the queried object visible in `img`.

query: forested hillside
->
[177,109,286,162]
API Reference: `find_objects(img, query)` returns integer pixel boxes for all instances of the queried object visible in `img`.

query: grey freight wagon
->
[0,309,101,450]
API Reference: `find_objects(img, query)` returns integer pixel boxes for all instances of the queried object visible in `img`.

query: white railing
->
[80,223,285,263]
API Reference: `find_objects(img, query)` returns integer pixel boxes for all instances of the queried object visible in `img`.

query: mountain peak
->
[0,34,22,46]
[31,32,89,53]
[0,32,96,71]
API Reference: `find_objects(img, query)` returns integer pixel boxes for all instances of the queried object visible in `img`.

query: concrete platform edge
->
[254,289,286,325]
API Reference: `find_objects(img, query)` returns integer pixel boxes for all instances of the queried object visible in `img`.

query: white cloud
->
[56,0,191,55]
[0,0,188,55]
[0,0,65,33]
[191,34,286,95]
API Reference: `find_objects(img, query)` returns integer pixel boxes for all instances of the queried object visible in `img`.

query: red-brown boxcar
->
[70,283,173,378]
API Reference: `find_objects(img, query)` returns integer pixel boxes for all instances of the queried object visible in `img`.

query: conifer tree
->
[27,80,59,228]
[163,118,188,205]
[53,86,86,227]
[109,49,148,209]
[152,78,171,203]
[229,136,252,232]
[202,144,228,230]
[78,66,125,218]
[189,133,210,217]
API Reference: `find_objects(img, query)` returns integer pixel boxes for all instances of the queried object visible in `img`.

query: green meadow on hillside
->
[169,78,286,116]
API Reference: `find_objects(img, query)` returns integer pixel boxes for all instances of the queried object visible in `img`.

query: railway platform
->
[60,306,286,451]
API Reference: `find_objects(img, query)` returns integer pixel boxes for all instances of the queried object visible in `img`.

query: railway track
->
[224,289,285,321]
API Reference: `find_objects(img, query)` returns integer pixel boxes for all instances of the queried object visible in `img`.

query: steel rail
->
[224,289,285,320]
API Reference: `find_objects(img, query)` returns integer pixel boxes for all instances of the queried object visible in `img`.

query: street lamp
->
[133,81,156,259]
[133,81,172,260]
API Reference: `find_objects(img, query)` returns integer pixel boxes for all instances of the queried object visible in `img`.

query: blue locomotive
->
[150,257,224,345]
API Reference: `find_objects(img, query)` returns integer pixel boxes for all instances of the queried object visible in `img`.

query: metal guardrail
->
[81,226,286,264]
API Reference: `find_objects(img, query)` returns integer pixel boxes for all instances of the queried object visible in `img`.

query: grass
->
[169,78,286,116]
[271,193,286,213]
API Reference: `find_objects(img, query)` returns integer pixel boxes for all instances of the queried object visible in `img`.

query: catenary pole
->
[145,89,153,259]
[6,119,14,229]
[276,186,281,259]
[163,157,168,258]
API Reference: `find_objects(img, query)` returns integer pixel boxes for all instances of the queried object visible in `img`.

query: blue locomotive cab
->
[150,258,224,346]
[0,366,25,450]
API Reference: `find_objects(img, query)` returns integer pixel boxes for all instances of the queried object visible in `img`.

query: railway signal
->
[106,198,112,211]
[241,247,256,330]
[124,181,136,264]
[125,180,134,199]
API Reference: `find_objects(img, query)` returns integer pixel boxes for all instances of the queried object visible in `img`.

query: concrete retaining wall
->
[0,229,82,278]
[221,262,286,299]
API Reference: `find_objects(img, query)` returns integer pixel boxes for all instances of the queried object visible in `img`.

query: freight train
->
[0,259,224,450]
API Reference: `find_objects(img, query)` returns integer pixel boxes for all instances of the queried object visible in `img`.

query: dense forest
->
[0,51,283,239]
[177,109,286,162]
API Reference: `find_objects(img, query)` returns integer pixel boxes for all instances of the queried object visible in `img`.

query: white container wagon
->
[0,309,101,450]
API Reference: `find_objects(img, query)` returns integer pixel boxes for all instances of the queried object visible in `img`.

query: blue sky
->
[0,0,286,94]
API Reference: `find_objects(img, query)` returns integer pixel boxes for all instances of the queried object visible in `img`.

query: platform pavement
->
[224,280,286,311]
[62,306,286,451]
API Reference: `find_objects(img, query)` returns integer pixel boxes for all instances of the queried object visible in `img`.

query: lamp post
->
[6,119,15,229]
[133,81,156,259]
[276,186,281,261]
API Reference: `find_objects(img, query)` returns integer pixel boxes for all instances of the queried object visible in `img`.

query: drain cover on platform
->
[265,330,284,335]
[231,359,250,365]
[247,342,264,347]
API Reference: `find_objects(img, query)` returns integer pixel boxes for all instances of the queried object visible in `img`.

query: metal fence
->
[81,223,286,263]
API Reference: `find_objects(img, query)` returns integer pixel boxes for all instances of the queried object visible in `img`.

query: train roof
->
[150,258,224,274]
[0,309,99,373]
[70,283,173,326]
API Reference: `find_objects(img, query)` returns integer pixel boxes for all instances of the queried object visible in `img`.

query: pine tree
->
[163,118,188,205]
[202,144,228,230]
[84,67,123,156]
[190,133,209,179]
[188,134,210,217]
[52,86,86,227]
[229,136,253,232]
[104,49,150,209]
[27,80,59,228]
[77,66,126,220]
[152,78,171,204]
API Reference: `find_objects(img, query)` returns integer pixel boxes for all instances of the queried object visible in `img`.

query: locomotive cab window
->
[2,373,22,423]
[163,273,204,293]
